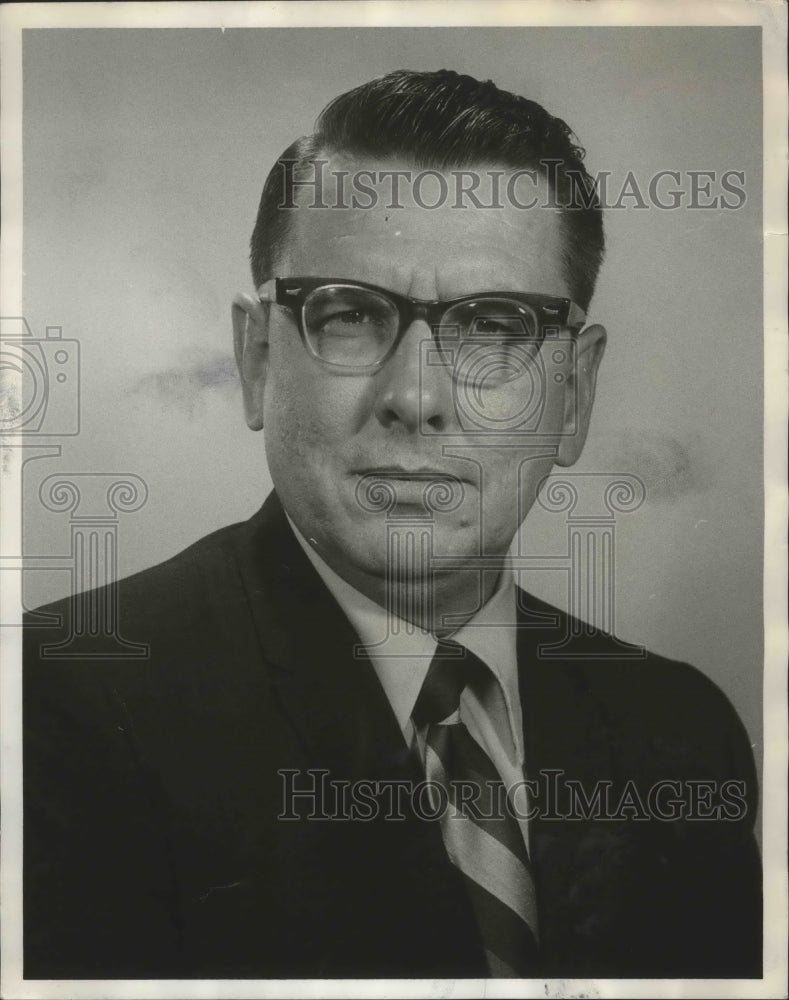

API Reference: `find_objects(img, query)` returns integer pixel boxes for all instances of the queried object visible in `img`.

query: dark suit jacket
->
[24,493,762,979]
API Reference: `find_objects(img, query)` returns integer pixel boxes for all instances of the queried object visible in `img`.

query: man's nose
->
[372,320,453,433]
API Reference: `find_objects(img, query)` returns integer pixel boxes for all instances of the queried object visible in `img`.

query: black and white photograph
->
[1,2,786,997]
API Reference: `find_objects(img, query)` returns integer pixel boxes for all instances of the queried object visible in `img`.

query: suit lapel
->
[232,493,411,780]
[517,589,640,974]
[231,494,488,975]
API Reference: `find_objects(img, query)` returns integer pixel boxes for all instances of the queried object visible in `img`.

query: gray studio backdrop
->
[21,27,763,755]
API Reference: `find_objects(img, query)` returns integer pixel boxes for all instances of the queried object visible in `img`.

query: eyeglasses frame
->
[257,276,587,375]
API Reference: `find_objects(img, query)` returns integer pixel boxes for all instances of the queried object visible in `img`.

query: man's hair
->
[250,69,604,310]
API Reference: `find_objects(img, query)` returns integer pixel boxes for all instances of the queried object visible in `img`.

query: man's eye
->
[320,309,386,334]
[333,310,375,326]
[472,317,532,339]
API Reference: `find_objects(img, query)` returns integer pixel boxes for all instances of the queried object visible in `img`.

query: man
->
[24,70,761,979]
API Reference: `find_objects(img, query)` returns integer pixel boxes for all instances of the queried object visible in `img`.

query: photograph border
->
[1,3,786,998]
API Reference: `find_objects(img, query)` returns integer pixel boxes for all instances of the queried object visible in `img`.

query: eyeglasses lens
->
[437,299,542,388]
[303,286,399,366]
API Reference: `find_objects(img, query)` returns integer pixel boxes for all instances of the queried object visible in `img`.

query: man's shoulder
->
[517,584,731,698]
[22,505,288,754]
[26,511,261,630]
[102,516,249,611]
[22,510,275,687]
[516,586,756,788]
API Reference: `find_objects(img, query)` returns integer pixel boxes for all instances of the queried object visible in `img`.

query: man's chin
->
[327,515,481,578]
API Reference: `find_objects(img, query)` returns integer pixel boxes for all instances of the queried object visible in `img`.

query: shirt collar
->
[287,515,523,764]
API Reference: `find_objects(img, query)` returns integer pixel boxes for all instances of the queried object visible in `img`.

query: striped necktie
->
[412,638,539,978]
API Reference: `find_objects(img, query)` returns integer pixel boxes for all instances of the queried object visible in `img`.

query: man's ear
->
[556,323,607,467]
[232,292,270,431]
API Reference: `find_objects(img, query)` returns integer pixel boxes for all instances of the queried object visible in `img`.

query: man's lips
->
[352,465,472,484]
[350,466,472,513]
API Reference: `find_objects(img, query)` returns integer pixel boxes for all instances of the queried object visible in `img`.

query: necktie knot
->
[412,639,484,728]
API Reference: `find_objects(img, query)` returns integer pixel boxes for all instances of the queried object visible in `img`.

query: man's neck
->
[379,569,501,638]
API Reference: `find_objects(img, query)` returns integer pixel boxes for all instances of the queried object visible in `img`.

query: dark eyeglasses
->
[257,277,586,382]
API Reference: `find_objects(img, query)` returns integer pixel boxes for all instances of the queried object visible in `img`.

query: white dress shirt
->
[288,518,530,849]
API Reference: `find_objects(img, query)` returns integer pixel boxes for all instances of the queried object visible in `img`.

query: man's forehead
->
[278,154,568,297]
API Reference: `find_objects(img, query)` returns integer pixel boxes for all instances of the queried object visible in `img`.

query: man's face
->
[234,156,605,597]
